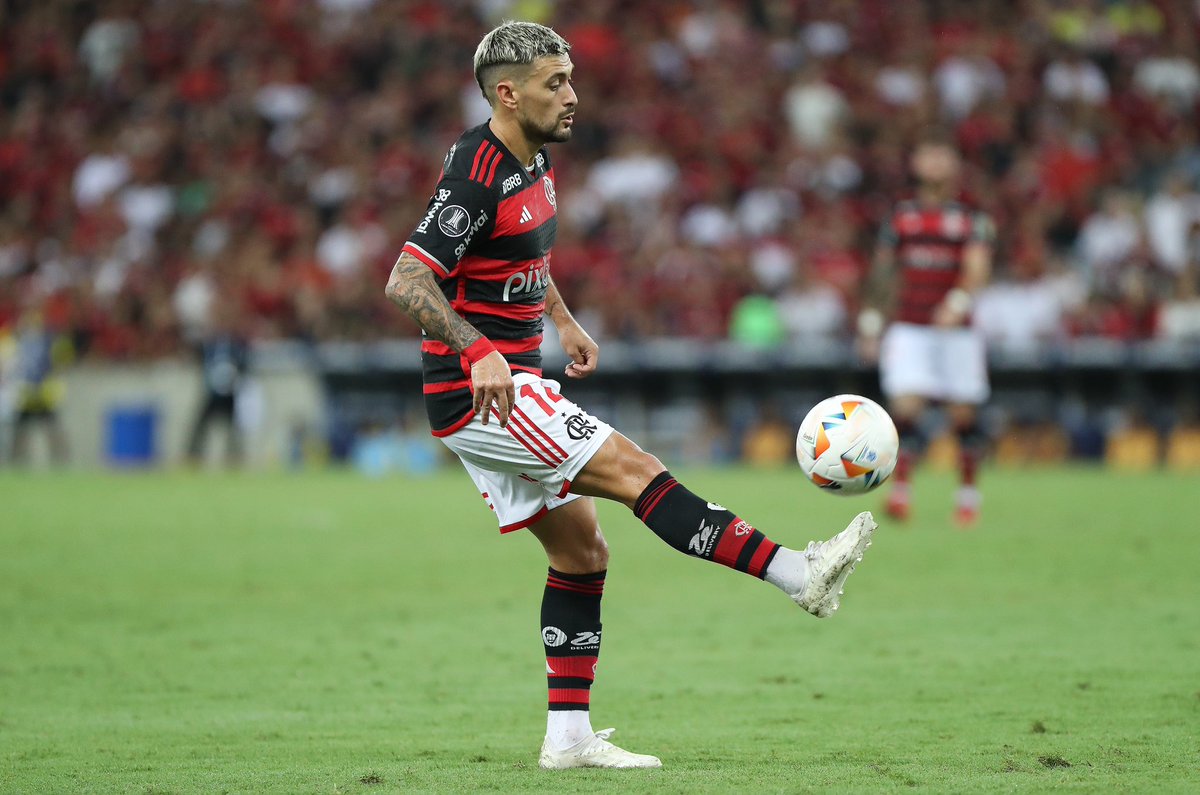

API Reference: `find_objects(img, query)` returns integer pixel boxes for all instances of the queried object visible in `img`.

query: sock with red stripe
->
[954,419,985,487]
[542,568,603,750]
[633,471,785,581]
[892,416,924,487]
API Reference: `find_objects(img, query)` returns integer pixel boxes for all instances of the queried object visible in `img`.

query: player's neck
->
[488,117,539,168]
[917,184,952,205]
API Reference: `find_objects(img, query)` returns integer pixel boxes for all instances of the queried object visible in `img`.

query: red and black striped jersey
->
[879,199,994,326]
[401,123,558,436]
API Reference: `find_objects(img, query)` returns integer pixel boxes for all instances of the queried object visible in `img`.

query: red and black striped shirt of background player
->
[879,199,995,326]
[401,123,559,436]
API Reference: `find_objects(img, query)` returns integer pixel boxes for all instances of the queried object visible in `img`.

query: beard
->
[520,112,572,145]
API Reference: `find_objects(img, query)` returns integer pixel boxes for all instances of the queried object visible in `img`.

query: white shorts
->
[880,322,990,404]
[439,372,615,533]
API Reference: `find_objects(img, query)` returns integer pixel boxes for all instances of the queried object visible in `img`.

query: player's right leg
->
[880,323,940,521]
[527,500,662,770]
[571,431,876,618]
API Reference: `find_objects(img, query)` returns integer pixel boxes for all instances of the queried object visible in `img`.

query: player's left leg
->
[948,402,984,527]
[572,431,875,618]
[185,394,219,464]
[942,327,990,528]
[527,499,661,770]
[885,393,928,521]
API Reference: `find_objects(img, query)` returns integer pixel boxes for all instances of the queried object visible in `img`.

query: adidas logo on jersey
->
[519,206,533,224]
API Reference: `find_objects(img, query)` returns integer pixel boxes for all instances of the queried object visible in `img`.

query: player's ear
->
[494,77,520,110]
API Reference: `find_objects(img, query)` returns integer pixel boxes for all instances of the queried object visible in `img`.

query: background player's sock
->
[955,419,984,488]
[541,568,604,751]
[953,419,985,525]
[633,471,781,579]
[892,415,923,487]
[886,416,922,519]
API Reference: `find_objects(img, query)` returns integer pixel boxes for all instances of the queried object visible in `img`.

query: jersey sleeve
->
[968,211,996,246]
[401,177,495,276]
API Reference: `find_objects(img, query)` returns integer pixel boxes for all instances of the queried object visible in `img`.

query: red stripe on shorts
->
[499,505,549,534]
[511,405,569,459]
[507,415,563,468]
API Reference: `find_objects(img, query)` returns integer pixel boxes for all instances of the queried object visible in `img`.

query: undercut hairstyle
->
[473,20,571,104]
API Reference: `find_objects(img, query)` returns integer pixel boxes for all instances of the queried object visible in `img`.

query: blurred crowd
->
[1,0,1199,363]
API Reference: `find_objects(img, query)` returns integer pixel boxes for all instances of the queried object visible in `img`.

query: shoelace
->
[802,539,821,561]
[575,728,617,756]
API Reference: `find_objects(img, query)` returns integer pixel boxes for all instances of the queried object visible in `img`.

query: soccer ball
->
[796,394,899,495]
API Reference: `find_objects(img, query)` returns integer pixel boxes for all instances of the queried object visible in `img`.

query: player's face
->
[516,55,576,144]
[911,144,960,185]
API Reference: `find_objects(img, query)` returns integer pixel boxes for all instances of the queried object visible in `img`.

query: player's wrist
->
[857,307,884,338]
[463,337,497,365]
[943,288,972,315]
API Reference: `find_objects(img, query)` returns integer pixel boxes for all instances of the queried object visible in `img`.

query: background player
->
[858,138,995,527]
[385,21,877,770]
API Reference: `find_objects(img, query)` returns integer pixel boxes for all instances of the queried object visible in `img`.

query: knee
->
[580,528,610,572]
[548,523,610,574]
[948,406,979,432]
[633,449,666,483]
[891,397,925,422]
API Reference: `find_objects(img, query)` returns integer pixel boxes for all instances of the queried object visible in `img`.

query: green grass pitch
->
[1,466,1197,793]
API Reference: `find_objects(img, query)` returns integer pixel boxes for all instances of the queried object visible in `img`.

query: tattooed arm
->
[385,252,514,426]
[545,277,598,380]
[385,252,483,351]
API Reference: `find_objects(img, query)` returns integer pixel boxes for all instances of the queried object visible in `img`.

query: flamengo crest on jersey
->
[401,123,559,435]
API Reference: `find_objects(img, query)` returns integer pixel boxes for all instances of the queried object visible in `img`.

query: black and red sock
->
[541,568,604,712]
[955,420,986,487]
[633,471,780,579]
[893,416,924,485]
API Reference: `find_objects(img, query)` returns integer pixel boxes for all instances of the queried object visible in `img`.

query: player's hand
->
[932,302,967,328]
[471,351,514,427]
[559,324,599,379]
[933,288,972,328]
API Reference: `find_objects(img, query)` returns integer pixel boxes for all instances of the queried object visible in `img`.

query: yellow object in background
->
[1105,427,1160,471]
[1165,427,1200,470]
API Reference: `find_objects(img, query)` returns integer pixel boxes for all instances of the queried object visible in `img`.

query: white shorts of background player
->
[879,321,990,405]
[440,372,615,532]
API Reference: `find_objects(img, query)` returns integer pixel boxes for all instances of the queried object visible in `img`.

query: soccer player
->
[385,21,876,770]
[185,305,249,467]
[857,138,995,527]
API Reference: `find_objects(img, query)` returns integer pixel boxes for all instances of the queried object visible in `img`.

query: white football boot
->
[538,728,662,770]
[790,511,876,618]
